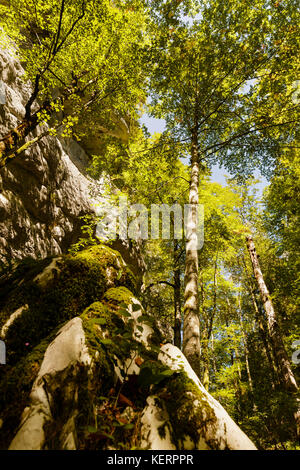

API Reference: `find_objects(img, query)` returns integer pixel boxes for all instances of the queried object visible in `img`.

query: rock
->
[0,304,28,339]
[9,317,92,450]
[33,257,62,289]
[158,344,257,450]
[0,244,136,368]
[0,43,146,283]
[0,46,94,267]
[140,396,176,450]
[0,245,257,451]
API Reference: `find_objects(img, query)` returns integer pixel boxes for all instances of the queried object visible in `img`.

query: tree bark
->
[0,101,51,168]
[246,235,298,393]
[183,127,201,377]
[173,243,182,349]
[240,254,278,386]
[199,275,209,390]
[199,258,218,390]
[237,295,257,414]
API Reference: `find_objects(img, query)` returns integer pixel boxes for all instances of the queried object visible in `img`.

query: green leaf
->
[123,423,135,430]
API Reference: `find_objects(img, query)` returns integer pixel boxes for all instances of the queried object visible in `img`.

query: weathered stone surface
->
[0,304,28,339]
[0,46,94,266]
[9,317,92,450]
[158,344,257,450]
[0,43,146,282]
[0,245,257,451]
[0,44,146,281]
[140,396,176,450]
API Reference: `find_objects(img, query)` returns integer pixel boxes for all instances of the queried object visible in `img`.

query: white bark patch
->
[9,318,92,450]
[140,396,176,450]
[1,305,28,339]
[158,344,257,450]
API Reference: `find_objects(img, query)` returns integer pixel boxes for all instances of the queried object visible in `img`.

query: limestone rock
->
[9,317,91,450]
[140,396,176,450]
[158,344,257,450]
[0,46,94,266]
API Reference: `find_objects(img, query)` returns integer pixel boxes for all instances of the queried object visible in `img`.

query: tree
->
[246,235,300,435]
[148,0,299,376]
[0,0,148,167]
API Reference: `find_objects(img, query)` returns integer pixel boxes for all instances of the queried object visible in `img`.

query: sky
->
[139,114,269,196]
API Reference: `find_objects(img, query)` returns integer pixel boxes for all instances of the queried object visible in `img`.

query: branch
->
[144,280,176,292]
[55,0,86,55]
[201,119,299,157]
[52,0,66,55]
[25,73,41,119]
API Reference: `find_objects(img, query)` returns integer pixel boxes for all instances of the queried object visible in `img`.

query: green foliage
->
[148,0,299,178]
[138,361,175,388]
[1,0,299,452]
[0,0,149,145]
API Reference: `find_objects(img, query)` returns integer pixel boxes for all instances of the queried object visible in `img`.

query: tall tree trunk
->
[183,127,201,377]
[241,254,278,387]
[200,257,218,390]
[173,242,182,349]
[211,332,218,376]
[199,274,209,390]
[224,303,235,368]
[224,306,243,419]
[237,295,256,410]
[246,236,298,393]
[201,329,210,390]
[246,235,300,437]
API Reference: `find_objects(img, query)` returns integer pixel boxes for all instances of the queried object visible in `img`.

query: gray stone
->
[9,317,92,450]
[0,46,94,266]
[0,41,145,282]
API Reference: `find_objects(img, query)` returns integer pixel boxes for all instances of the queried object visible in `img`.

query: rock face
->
[0,44,146,282]
[9,317,92,450]
[0,45,94,267]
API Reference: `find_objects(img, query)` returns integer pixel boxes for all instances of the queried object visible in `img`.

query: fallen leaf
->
[118,393,134,408]
[135,357,143,366]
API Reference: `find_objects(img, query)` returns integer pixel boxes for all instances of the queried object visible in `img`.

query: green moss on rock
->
[0,326,62,449]
[159,371,217,449]
[0,244,136,366]
[81,301,124,352]
[102,286,134,306]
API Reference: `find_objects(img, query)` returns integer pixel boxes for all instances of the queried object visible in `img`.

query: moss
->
[0,326,62,449]
[0,256,53,317]
[102,286,134,306]
[158,371,217,449]
[1,244,136,366]
[81,299,126,339]
[147,321,165,347]
[158,422,167,440]
[72,244,136,294]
